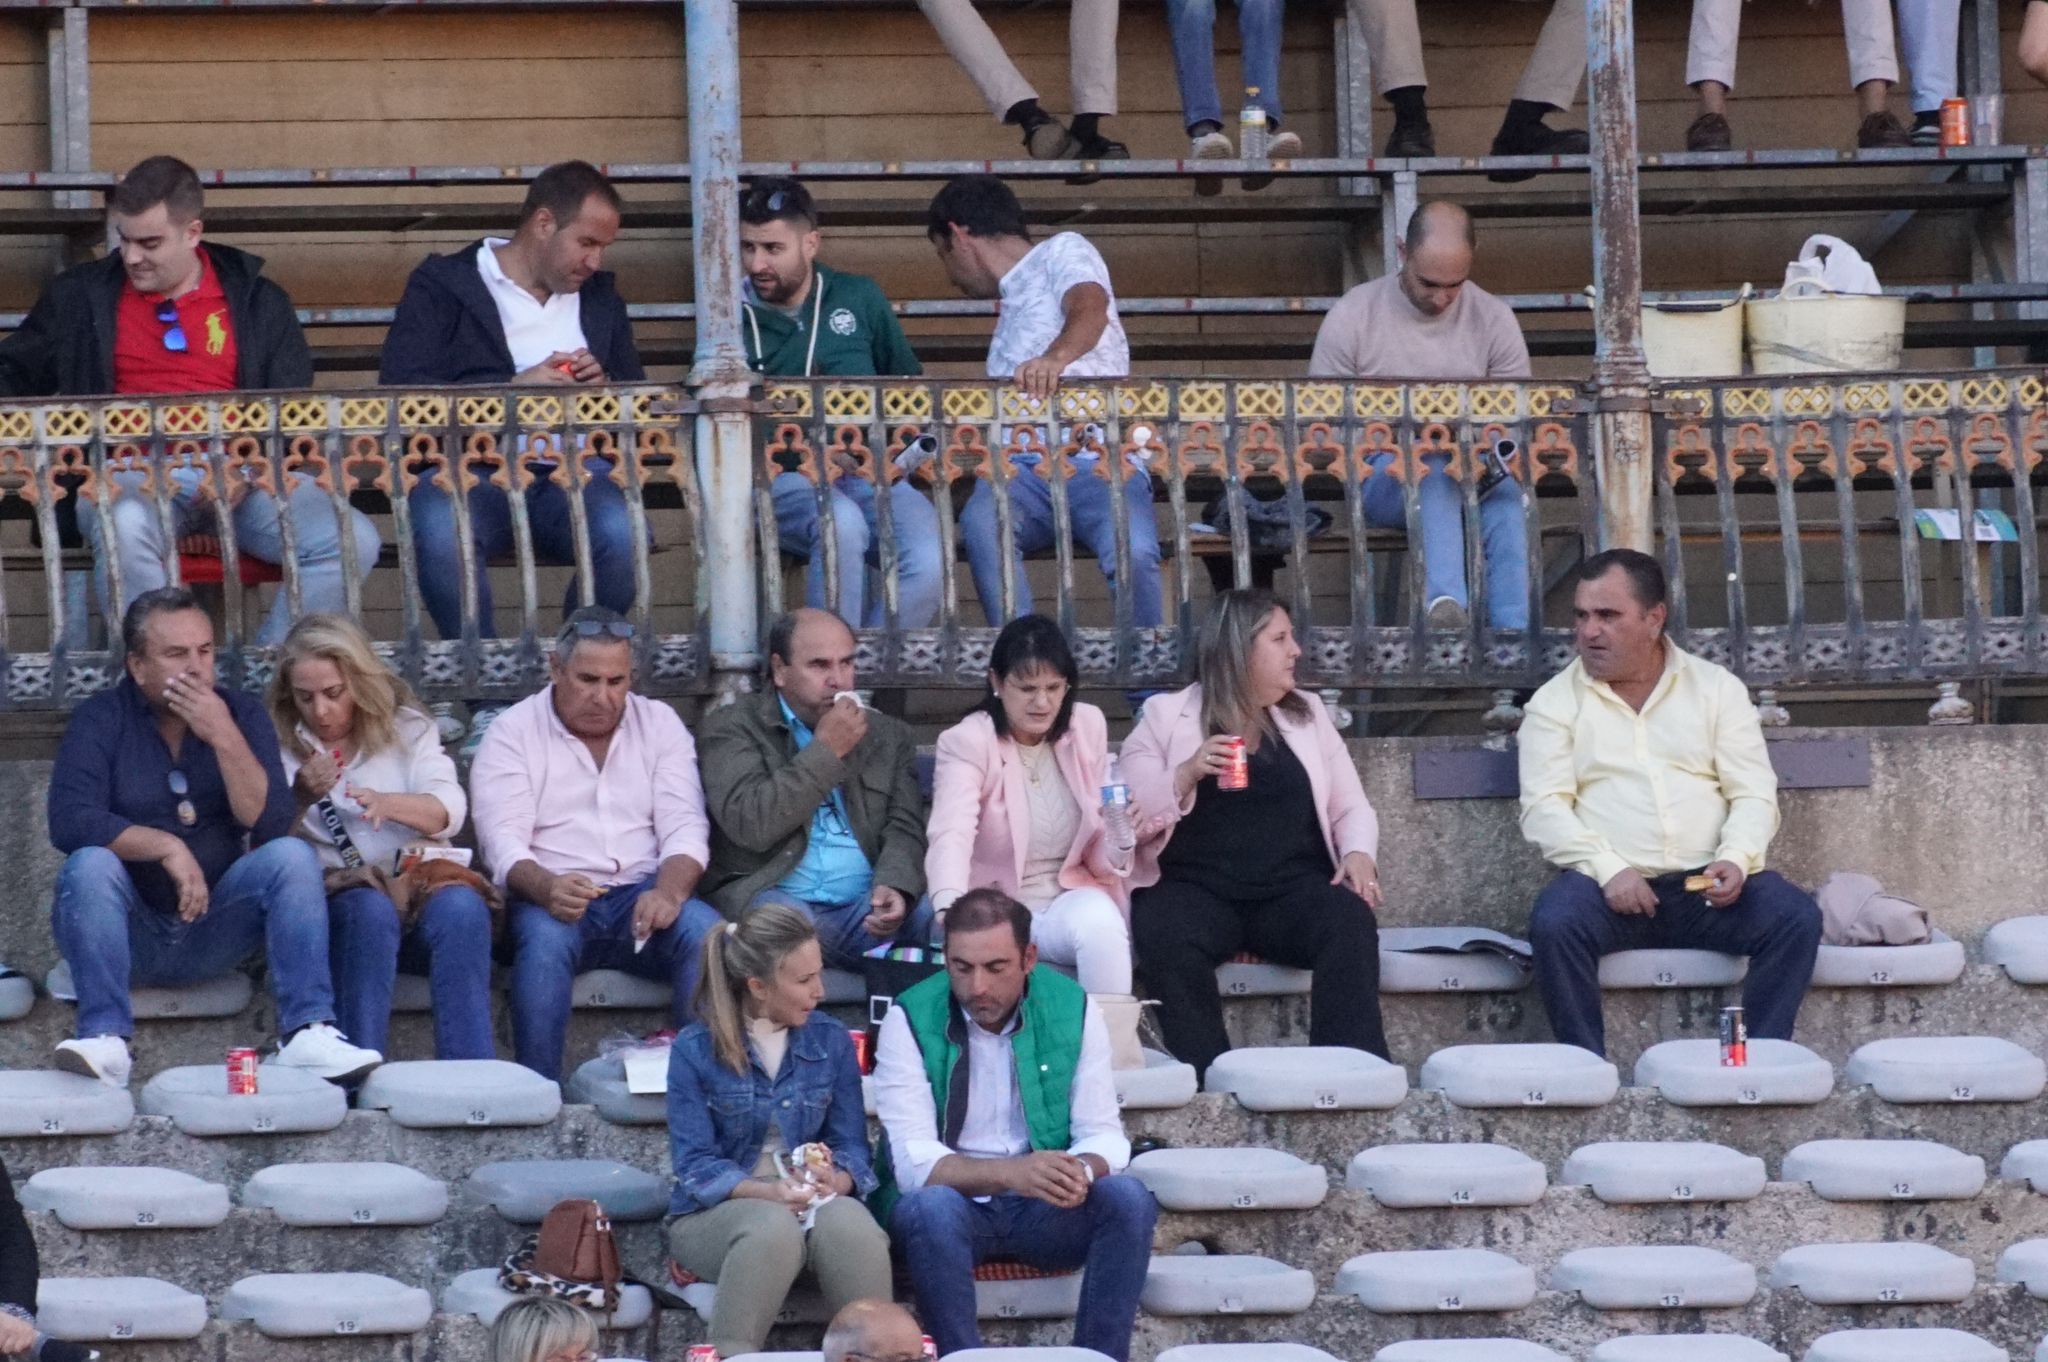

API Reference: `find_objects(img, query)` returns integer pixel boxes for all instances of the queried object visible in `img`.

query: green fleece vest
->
[869,965,1087,1222]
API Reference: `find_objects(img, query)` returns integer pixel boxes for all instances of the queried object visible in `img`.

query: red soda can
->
[849,1026,872,1075]
[1719,1006,1748,1067]
[922,1337,939,1362]
[688,1345,720,1362]
[1218,735,1249,791]
[226,1047,260,1095]
[1941,97,1970,147]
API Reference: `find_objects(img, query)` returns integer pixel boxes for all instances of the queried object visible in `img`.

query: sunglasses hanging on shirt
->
[155,300,188,354]
[167,769,196,827]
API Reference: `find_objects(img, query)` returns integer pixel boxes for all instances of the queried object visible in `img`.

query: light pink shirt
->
[468,686,710,889]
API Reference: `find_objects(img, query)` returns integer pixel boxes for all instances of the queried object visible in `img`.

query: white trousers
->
[1029,886,1134,995]
[1686,0,1900,90]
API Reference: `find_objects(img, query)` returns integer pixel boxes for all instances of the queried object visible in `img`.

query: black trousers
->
[1131,872,1387,1080]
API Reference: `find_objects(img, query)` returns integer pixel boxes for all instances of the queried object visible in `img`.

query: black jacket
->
[0,1157,34,1324]
[0,243,312,397]
[377,240,644,386]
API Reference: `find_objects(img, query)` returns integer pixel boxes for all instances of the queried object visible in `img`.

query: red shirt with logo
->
[112,247,239,395]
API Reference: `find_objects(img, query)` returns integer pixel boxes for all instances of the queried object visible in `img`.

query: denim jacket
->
[665,1011,877,1216]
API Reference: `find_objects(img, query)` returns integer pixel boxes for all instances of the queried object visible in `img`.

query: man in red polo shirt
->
[0,155,378,645]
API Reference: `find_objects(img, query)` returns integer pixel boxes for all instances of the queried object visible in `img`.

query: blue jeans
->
[79,469,381,647]
[329,883,496,1060]
[1363,451,1532,630]
[961,462,1163,628]
[890,1178,1159,1360]
[1528,868,1824,1057]
[750,888,937,972]
[1164,0,1284,132]
[50,840,336,1040]
[407,462,642,640]
[507,874,723,1080]
[1896,0,1959,111]
[771,471,943,628]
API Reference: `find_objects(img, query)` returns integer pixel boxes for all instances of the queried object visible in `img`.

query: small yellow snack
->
[1683,874,1714,893]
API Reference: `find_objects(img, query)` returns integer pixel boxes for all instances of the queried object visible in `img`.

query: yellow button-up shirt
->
[1517,643,1779,887]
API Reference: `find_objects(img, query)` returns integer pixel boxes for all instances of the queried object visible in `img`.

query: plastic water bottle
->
[1100,754,1137,852]
[1239,89,1269,160]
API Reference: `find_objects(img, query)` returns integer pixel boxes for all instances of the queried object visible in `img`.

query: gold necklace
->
[1017,741,1048,785]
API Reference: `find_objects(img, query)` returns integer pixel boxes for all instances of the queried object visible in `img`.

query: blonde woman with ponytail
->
[663,903,890,1358]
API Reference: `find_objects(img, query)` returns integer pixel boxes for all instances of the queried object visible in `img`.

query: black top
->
[1157,732,1333,898]
[0,1157,35,1322]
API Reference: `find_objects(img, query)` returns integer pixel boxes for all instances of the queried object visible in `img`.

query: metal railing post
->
[1586,0,1652,553]
[686,0,760,700]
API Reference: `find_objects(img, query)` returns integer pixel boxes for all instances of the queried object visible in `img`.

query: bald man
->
[696,608,933,966]
[1349,0,1586,167]
[1310,201,1533,633]
[823,1300,927,1362]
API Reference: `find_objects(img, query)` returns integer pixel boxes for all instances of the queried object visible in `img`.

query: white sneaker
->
[55,1035,132,1089]
[1190,128,1233,197]
[275,1022,382,1083]
[1267,129,1304,161]
[1426,595,1469,630]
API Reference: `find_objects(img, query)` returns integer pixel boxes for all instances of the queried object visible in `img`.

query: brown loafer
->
[1856,110,1911,149]
[1685,112,1733,152]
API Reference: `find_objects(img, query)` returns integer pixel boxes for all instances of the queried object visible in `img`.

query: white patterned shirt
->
[986,232,1129,381]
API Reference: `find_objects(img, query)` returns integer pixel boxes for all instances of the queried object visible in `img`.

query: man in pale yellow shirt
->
[1517,549,1821,1056]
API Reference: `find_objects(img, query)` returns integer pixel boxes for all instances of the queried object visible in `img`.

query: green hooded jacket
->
[743,262,921,378]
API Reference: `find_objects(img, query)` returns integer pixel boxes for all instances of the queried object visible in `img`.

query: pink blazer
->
[1120,683,1378,890]
[925,702,1134,914]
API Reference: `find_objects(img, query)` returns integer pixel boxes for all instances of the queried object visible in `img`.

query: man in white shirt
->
[469,606,724,1079]
[873,888,1156,1361]
[926,175,1161,632]
[379,161,648,641]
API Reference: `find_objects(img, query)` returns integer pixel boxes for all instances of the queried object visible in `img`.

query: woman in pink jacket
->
[1121,588,1386,1079]
[925,615,1145,994]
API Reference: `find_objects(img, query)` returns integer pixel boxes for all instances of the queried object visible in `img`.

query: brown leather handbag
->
[500,1198,622,1313]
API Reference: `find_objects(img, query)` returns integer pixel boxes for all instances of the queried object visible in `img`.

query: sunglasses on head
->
[571,618,635,640]
[155,301,187,354]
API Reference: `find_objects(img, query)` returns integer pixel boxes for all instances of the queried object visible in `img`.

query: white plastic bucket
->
[1745,293,1906,374]
[1641,298,1745,377]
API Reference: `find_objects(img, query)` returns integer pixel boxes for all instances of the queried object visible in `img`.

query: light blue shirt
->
[774,696,874,907]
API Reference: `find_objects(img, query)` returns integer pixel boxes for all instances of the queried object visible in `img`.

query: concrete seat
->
[1159,1347,1343,1362]
[1810,931,1965,987]
[243,1161,448,1226]
[0,1070,134,1137]
[1984,916,2048,984]
[1374,1347,1568,1362]
[1551,1245,1758,1309]
[390,973,432,1013]
[1598,948,1748,988]
[1127,1148,1328,1211]
[1634,1038,1835,1106]
[36,1277,209,1342]
[1345,1142,1547,1208]
[822,968,865,1004]
[1845,1036,2047,1103]
[566,1052,667,1126]
[1140,1255,1317,1315]
[463,1159,668,1223]
[1419,1043,1620,1108]
[1782,1139,1986,1201]
[1377,927,1530,993]
[1995,1239,2048,1297]
[1215,957,1310,996]
[975,1263,1082,1319]
[138,1063,347,1136]
[1767,1242,1975,1305]
[443,1267,655,1327]
[1335,1248,1537,1313]
[46,959,253,1019]
[1114,1049,1198,1111]
[222,1271,434,1337]
[1204,1046,1407,1112]
[949,1352,1113,1362]
[729,1354,825,1362]
[356,1059,562,1128]
[21,1166,229,1229]
[2002,1141,2048,1191]
[1804,1330,2007,1362]
[1560,1141,1768,1204]
[0,969,30,1021]
[1592,1337,1788,1362]
[571,970,671,1009]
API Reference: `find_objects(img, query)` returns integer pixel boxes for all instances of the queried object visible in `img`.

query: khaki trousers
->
[1346,0,1586,110]
[1686,0,1899,89]
[919,0,1121,118]
[666,1196,893,1357]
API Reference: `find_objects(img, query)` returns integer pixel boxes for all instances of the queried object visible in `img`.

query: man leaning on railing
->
[0,154,380,647]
